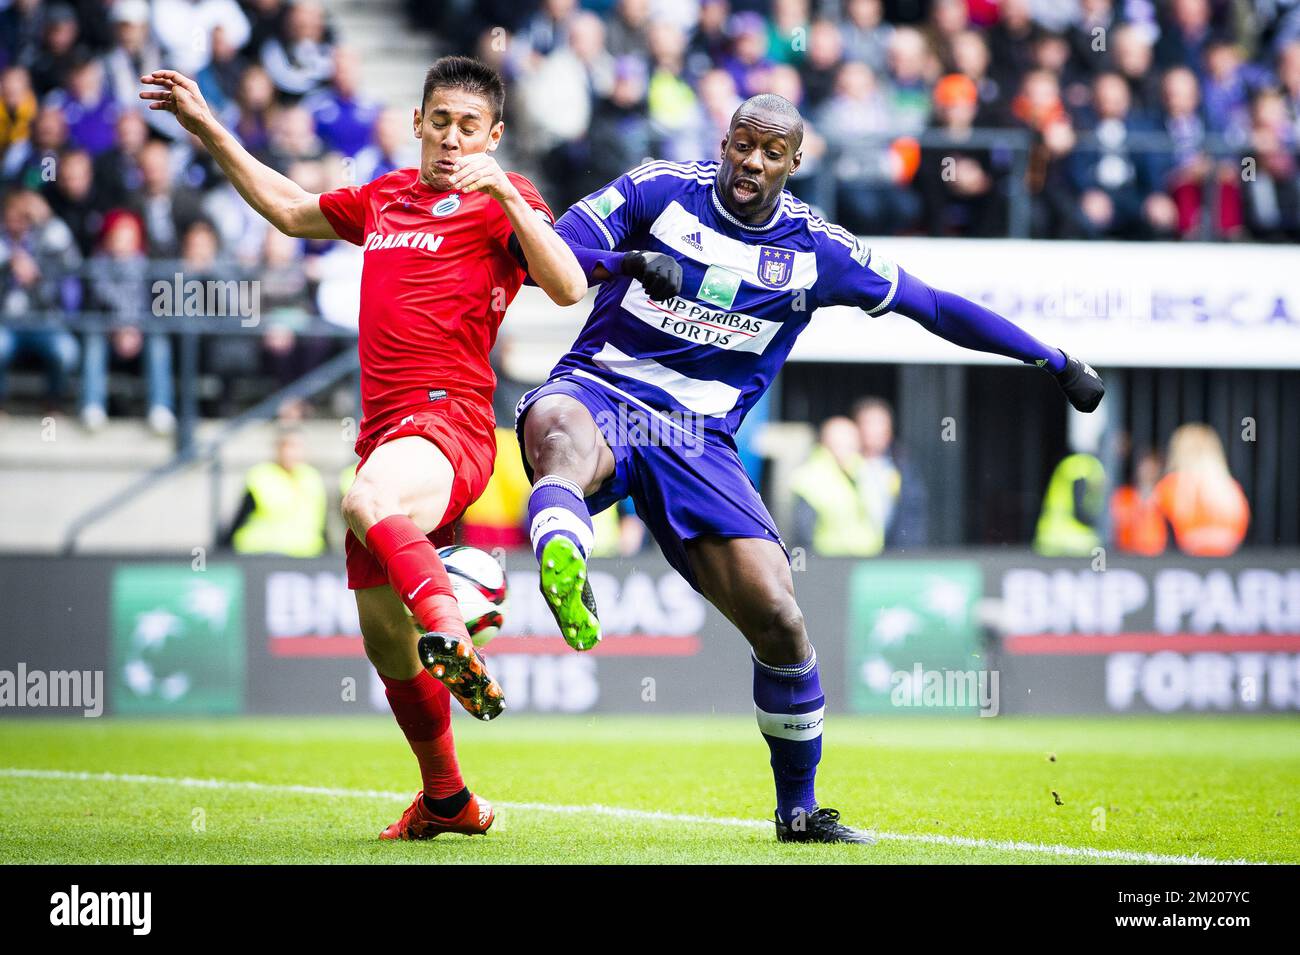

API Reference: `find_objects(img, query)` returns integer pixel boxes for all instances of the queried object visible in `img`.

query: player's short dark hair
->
[421,55,505,124]
[731,93,805,151]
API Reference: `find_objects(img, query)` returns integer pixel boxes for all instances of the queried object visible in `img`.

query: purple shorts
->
[515,374,787,590]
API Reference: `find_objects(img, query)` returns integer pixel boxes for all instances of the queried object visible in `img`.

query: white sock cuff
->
[532,475,585,501]
[752,648,818,678]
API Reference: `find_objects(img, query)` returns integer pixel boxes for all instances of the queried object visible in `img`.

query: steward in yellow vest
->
[790,417,884,556]
[227,430,327,557]
[1034,452,1106,556]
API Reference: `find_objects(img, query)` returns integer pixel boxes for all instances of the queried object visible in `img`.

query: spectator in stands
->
[884,26,936,134]
[693,67,742,154]
[4,103,67,189]
[304,46,379,159]
[1154,423,1250,556]
[606,0,652,60]
[1068,72,1178,238]
[132,139,203,257]
[80,209,175,434]
[257,227,330,399]
[1156,65,1242,237]
[1201,38,1266,141]
[923,0,970,74]
[1240,86,1300,240]
[244,0,288,55]
[231,65,276,156]
[852,397,928,550]
[518,0,580,58]
[1070,0,1120,80]
[0,0,44,69]
[819,61,921,233]
[838,0,892,73]
[264,103,325,171]
[587,56,652,190]
[918,73,1005,236]
[1155,0,1218,72]
[646,20,699,157]
[799,18,845,111]
[685,0,731,79]
[153,0,251,77]
[260,0,334,97]
[950,29,1001,116]
[790,415,880,556]
[101,0,163,130]
[197,24,252,116]
[352,107,414,184]
[45,57,118,157]
[0,189,80,412]
[1111,447,1168,555]
[768,0,811,66]
[1111,21,1163,119]
[1034,450,1106,556]
[26,3,84,97]
[223,427,327,557]
[93,109,148,209]
[721,12,775,98]
[1010,68,1077,236]
[0,65,36,155]
[47,147,105,256]
[1280,41,1300,139]
[985,0,1036,95]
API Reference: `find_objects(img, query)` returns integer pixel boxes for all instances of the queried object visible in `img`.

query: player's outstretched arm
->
[561,241,683,302]
[447,154,586,306]
[139,70,339,240]
[890,270,1105,412]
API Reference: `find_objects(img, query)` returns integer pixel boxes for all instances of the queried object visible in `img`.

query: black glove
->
[1053,352,1105,413]
[621,250,682,302]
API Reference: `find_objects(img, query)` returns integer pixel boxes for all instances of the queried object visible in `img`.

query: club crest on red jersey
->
[431,194,461,217]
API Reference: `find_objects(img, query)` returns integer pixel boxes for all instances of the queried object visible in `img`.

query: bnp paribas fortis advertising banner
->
[110,564,245,714]
[846,560,984,713]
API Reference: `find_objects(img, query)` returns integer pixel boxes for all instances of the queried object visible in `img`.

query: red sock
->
[365,515,469,638]
[379,669,464,799]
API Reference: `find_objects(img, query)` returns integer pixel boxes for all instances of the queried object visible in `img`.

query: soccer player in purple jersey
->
[515,94,1104,843]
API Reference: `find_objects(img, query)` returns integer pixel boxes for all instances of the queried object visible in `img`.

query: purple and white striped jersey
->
[551,160,901,436]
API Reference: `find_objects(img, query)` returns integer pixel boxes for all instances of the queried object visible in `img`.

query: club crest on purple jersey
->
[758,247,794,288]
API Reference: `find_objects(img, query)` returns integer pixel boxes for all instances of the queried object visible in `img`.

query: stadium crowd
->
[1,0,1298,430]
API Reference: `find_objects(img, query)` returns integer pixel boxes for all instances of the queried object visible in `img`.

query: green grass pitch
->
[1,715,1295,864]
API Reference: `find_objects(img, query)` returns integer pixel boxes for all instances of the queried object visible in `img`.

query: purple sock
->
[753,650,824,825]
[527,475,594,563]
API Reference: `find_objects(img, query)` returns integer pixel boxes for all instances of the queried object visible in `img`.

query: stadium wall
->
[3,552,1299,719]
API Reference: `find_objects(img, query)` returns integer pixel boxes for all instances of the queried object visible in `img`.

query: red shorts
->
[344,398,496,590]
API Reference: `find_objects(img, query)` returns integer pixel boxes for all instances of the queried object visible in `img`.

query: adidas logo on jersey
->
[682,231,704,252]
[363,231,445,253]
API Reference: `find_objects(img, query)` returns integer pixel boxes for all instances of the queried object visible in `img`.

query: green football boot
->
[539,535,601,651]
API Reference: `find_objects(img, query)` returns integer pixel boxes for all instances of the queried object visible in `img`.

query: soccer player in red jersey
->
[141,57,585,840]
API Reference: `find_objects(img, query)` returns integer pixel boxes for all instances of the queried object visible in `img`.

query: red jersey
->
[318,167,553,449]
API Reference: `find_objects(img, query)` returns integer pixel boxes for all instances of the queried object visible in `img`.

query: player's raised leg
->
[355,585,493,839]
[521,394,616,650]
[687,535,874,844]
[342,434,503,719]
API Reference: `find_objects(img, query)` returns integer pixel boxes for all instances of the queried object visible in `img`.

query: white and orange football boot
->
[380,791,495,840]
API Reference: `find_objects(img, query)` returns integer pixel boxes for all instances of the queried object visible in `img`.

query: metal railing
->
[59,345,360,555]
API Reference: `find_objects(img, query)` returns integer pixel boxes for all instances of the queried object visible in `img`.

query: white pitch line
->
[0,767,1260,865]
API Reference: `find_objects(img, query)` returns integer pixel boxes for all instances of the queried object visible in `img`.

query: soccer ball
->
[438,545,508,648]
